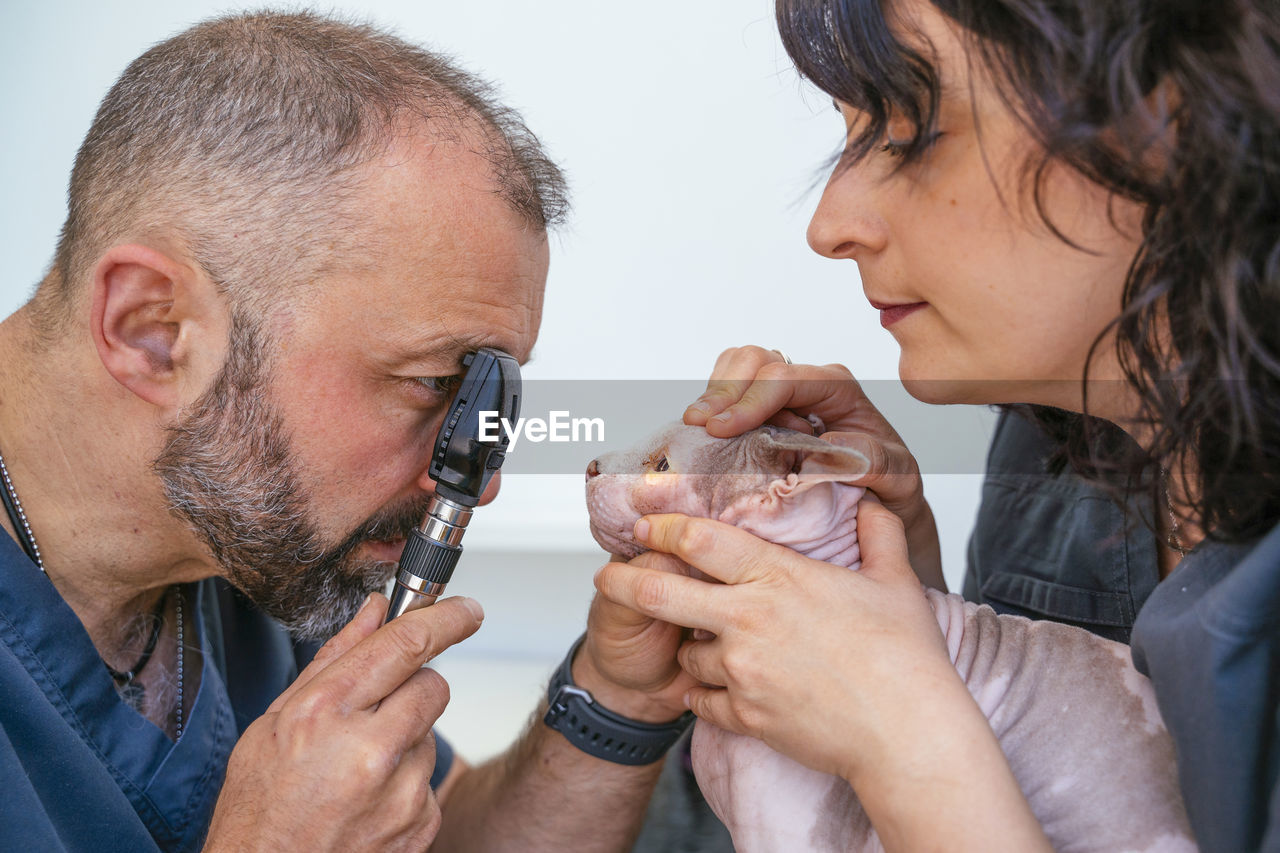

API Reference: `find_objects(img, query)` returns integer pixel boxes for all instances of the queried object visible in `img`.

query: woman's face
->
[807,0,1144,415]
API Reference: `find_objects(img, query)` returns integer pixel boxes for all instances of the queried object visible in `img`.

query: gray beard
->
[153,315,428,641]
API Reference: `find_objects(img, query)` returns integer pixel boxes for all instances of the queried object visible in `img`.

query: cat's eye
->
[655,456,670,472]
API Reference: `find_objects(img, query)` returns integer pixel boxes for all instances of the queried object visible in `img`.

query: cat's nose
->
[586,459,600,479]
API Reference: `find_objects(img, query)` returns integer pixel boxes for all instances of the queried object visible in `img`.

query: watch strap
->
[543,634,694,766]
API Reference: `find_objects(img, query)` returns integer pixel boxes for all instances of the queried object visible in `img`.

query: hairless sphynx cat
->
[586,422,1194,853]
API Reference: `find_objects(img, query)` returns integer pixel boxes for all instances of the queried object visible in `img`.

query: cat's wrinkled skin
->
[586,423,1194,853]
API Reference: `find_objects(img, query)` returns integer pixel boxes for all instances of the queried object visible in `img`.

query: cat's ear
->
[716,428,867,564]
[752,429,870,500]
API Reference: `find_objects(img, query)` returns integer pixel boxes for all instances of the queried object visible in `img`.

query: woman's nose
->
[806,167,889,260]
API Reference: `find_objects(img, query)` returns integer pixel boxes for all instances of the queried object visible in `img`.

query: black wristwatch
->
[543,634,694,766]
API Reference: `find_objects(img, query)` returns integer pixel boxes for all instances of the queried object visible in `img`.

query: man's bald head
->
[38,10,567,331]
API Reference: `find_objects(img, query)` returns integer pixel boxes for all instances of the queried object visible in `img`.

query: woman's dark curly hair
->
[777,0,1280,542]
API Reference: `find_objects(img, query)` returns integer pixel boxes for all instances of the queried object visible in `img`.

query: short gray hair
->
[42,10,568,325]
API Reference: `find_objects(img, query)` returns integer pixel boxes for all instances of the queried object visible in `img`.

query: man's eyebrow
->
[390,338,532,371]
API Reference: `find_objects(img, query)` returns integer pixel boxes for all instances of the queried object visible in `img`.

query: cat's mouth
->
[588,519,648,560]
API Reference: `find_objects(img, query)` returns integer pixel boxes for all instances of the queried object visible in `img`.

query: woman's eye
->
[880,139,911,159]
[880,130,943,160]
[655,456,670,472]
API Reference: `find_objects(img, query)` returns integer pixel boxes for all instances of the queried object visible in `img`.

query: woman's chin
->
[900,367,1036,407]
[899,375,995,405]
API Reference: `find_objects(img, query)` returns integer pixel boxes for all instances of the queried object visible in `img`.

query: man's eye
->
[415,375,462,396]
[655,456,670,472]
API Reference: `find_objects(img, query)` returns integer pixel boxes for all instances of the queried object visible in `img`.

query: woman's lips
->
[869,300,928,328]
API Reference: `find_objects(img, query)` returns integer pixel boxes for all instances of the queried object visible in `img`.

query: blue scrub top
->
[0,533,453,852]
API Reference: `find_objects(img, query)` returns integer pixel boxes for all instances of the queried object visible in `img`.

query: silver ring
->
[770,348,793,365]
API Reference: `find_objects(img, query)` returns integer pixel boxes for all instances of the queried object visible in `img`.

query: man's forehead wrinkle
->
[385,321,534,370]
[448,290,538,352]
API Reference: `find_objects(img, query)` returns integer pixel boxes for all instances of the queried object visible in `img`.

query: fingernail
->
[634,518,650,541]
[711,411,732,423]
[461,597,485,621]
[682,691,692,709]
[686,401,712,416]
[359,592,376,612]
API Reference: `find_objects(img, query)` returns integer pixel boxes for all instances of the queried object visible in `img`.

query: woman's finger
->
[700,364,884,440]
[765,409,819,433]
[594,559,729,633]
[853,495,915,584]
[698,359,816,435]
[686,346,785,424]
[634,513,803,585]
[822,432,924,506]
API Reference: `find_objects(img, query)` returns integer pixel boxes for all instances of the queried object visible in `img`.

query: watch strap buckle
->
[542,633,694,766]
[546,684,593,721]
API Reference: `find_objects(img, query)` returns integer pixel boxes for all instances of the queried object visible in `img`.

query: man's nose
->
[478,470,502,505]
[415,462,503,505]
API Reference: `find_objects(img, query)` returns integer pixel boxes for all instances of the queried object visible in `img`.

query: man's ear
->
[90,243,227,409]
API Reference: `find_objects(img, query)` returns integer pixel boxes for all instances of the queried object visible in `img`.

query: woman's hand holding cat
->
[684,345,943,589]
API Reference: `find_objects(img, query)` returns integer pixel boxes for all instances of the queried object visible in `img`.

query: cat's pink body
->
[586,423,1194,852]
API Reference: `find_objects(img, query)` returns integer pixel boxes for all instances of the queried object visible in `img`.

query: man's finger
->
[633,513,797,585]
[296,596,484,712]
[677,637,727,688]
[378,732,443,842]
[374,666,453,745]
[684,686,745,735]
[268,592,387,712]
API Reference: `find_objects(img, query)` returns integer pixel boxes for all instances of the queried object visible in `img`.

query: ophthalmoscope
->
[385,347,520,622]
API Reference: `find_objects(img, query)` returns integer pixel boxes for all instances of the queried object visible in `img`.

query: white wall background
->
[2,1,997,760]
